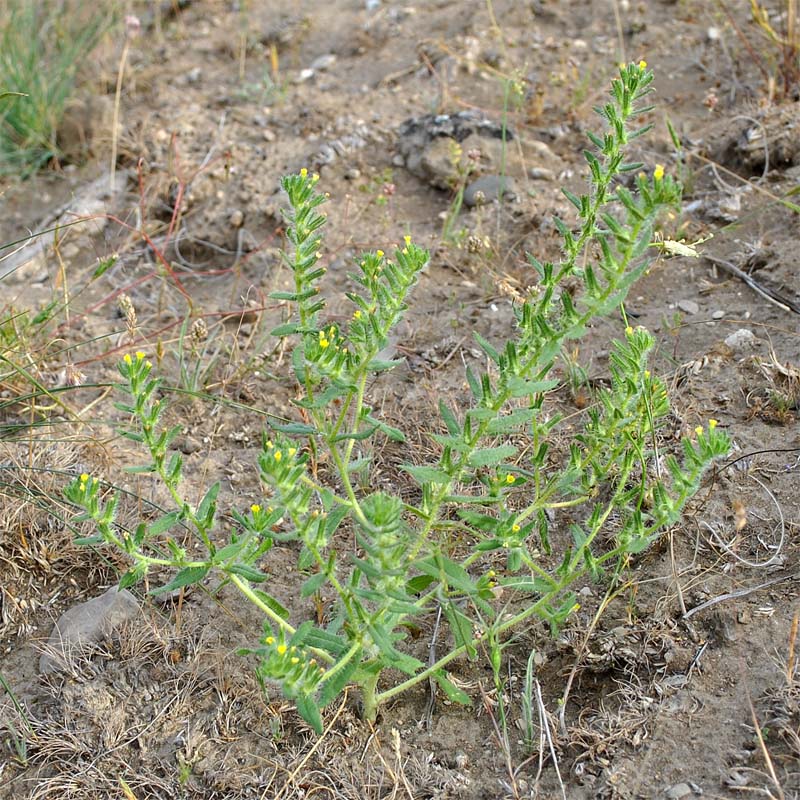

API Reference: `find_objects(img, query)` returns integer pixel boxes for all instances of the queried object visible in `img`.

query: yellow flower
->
[136,351,145,360]
[80,473,90,483]
[505,474,515,484]
[300,168,308,178]
[320,338,330,349]
[638,60,647,70]
[709,419,718,429]
[353,309,362,319]
[695,425,704,436]
[123,353,132,365]
[312,173,319,182]
[277,644,287,654]
[644,370,651,379]
[626,326,633,335]
[265,636,275,645]
[288,447,297,457]
[376,249,384,258]
[251,504,261,513]
[404,234,412,246]
[290,657,300,664]
[265,440,273,449]
[274,450,282,461]
[512,524,521,533]
[654,164,664,181]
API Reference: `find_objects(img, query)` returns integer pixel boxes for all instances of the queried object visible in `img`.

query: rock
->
[310,53,336,71]
[229,209,244,228]
[530,166,555,181]
[262,128,276,142]
[396,110,515,190]
[724,328,757,349]
[464,175,516,207]
[678,299,699,315]
[40,587,140,674]
[665,784,692,799]
[711,309,725,319]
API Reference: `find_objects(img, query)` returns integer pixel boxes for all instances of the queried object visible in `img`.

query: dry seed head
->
[117,293,137,333]
[191,318,208,346]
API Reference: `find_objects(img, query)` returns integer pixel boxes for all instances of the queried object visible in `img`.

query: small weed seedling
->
[66,64,729,733]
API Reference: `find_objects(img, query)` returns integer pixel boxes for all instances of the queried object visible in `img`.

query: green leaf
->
[303,628,348,657]
[430,433,472,453]
[487,408,535,435]
[252,588,290,620]
[118,566,146,590]
[465,365,481,399]
[73,535,103,546]
[473,331,500,363]
[505,376,558,398]
[467,445,517,467]
[438,400,460,436]
[418,556,477,595]
[331,424,378,442]
[92,255,118,279]
[148,510,181,537]
[366,621,424,674]
[270,322,301,336]
[123,464,156,474]
[196,482,220,526]
[366,358,404,372]
[301,572,327,597]
[433,670,471,706]
[400,464,451,485]
[269,420,318,435]
[406,574,435,594]
[365,414,405,442]
[227,563,268,582]
[149,565,210,596]
[295,694,323,734]
[319,650,362,707]
[441,600,477,660]
[213,539,246,562]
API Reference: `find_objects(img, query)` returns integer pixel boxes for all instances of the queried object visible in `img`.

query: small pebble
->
[711,309,725,319]
[678,299,699,315]
[229,209,244,228]
[263,128,276,142]
[665,784,692,800]
[464,175,516,207]
[530,166,555,181]
[724,328,757,349]
[310,53,337,71]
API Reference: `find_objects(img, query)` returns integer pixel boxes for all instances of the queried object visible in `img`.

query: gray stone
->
[310,54,336,72]
[724,328,757,349]
[396,110,515,190]
[464,175,516,207]
[665,784,692,800]
[40,586,140,674]
[678,299,700,315]
[530,166,555,181]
